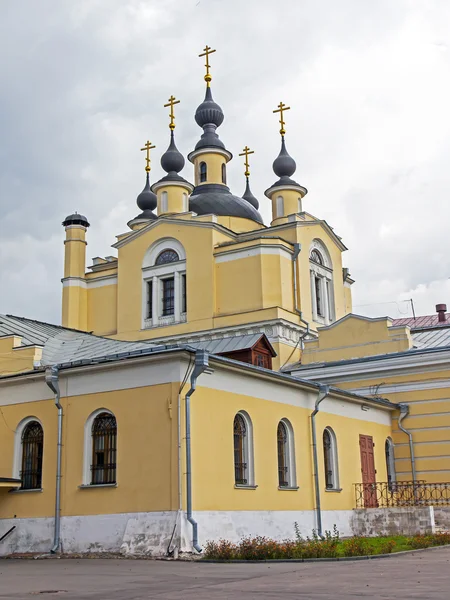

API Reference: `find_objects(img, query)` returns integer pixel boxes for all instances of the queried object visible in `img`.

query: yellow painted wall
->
[270,189,303,224]
[0,337,42,376]
[0,382,179,519]
[192,153,227,187]
[63,226,87,279]
[86,284,117,336]
[190,385,391,511]
[62,284,87,331]
[156,185,189,216]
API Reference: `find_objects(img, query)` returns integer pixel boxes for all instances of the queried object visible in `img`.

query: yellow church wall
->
[0,337,43,376]
[216,216,264,233]
[62,284,87,332]
[192,153,226,187]
[156,185,188,216]
[302,317,412,364]
[270,189,303,224]
[344,285,353,313]
[0,378,180,519]
[86,284,118,335]
[63,226,87,279]
[190,375,392,513]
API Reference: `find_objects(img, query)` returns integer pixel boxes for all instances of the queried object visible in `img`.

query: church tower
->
[265,103,307,225]
[61,212,89,330]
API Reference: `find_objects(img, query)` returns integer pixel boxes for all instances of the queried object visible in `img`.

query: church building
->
[3,46,444,556]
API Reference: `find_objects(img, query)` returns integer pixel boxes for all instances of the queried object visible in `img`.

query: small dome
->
[62,213,90,227]
[195,86,224,128]
[137,173,157,212]
[273,137,296,178]
[161,132,185,174]
[242,178,259,210]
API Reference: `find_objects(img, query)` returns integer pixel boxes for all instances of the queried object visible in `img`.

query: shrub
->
[408,534,434,549]
[378,539,397,554]
[203,539,238,560]
[432,532,450,546]
[342,537,370,557]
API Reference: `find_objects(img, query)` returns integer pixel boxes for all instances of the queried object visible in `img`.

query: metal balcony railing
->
[354,481,450,509]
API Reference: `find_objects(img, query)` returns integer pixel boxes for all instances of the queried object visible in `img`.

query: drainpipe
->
[45,366,63,554]
[311,384,330,539]
[292,243,310,352]
[185,350,209,553]
[398,403,417,482]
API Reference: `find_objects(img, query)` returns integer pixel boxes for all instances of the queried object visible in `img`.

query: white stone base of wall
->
[0,507,437,557]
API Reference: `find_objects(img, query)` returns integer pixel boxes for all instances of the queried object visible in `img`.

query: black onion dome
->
[273,137,296,178]
[62,213,90,227]
[195,86,224,128]
[242,178,259,210]
[136,173,157,212]
[161,132,185,174]
[189,183,263,224]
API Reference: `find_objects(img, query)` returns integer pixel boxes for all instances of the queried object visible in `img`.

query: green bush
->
[378,539,397,554]
[342,537,370,557]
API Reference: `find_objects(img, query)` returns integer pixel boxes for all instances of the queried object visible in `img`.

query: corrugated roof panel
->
[412,328,450,349]
[188,334,263,355]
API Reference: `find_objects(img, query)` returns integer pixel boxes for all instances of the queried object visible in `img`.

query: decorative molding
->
[86,275,118,289]
[61,277,86,289]
[215,245,293,264]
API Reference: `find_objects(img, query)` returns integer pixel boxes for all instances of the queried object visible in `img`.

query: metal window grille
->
[323,429,334,489]
[182,274,187,313]
[199,162,207,183]
[162,277,175,316]
[155,249,179,265]
[310,249,323,265]
[254,353,270,369]
[234,414,247,485]
[277,422,289,487]
[91,413,117,485]
[20,421,43,490]
[147,280,153,319]
[221,163,227,184]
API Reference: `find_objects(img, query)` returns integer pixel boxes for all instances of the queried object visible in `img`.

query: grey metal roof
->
[189,184,264,224]
[188,334,265,355]
[412,328,450,349]
[0,314,71,346]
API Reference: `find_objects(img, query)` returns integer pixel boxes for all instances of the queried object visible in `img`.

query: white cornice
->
[151,180,194,193]
[215,245,293,263]
[187,147,232,162]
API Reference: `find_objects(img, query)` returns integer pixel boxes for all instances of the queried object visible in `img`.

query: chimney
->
[436,304,447,323]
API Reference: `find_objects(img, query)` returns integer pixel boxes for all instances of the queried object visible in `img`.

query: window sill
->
[278,486,299,491]
[234,484,258,490]
[325,488,342,493]
[78,483,117,489]
[9,488,43,494]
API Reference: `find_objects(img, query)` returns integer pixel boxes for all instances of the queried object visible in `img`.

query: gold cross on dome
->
[164,95,181,131]
[273,101,291,136]
[140,140,156,173]
[239,146,255,177]
[199,45,216,87]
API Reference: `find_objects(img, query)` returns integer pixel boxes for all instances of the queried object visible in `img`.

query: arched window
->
[91,412,117,485]
[155,249,179,265]
[385,438,396,486]
[233,412,254,486]
[323,427,339,490]
[20,421,43,490]
[199,162,207,183]
[160,190,168,213]
[277,419,297,488]
[276,195,284,217]
[221,163,227,184]
[182,192,188,212]
[310,240,334,324]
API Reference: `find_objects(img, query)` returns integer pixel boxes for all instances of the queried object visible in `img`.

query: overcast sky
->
[1,0,449,325]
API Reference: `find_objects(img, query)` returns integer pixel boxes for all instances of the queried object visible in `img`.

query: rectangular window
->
[182,274,187,313]
[162,277,175,316]
[147,281,153,319]
[326,280,333,321]
[315,276,323,316]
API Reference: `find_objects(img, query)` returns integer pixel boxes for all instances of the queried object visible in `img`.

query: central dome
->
[189,184,263,224]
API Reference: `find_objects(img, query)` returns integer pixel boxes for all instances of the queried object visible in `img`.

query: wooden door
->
[359,434,377,507]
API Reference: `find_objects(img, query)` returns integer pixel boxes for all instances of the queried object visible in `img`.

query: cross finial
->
[164,95,181,131]
[199,45,216,87]
[239,146,255,178]
[273,101,291,136]
[140,140,156,173]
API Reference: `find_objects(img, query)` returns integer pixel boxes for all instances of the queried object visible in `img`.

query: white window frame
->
[309,240,334,325]
[13,416,43,485]
[234,411,255,488]
[142,239,187,329]
[323,426,340,491]
[160,191,168,214]
[276,195,284,218]
[182,192,188,212]
[82,408,116,486]
[385,437,396,485]
[278,418,297,489]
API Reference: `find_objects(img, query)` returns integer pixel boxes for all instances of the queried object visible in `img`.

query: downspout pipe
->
[185,350,209,553]
[45,365,63,554]
[398,403,417,482]
[292,243,311,343]
[310,384,330,539]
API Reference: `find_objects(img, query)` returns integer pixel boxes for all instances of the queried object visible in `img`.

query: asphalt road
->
[0,547,449,599]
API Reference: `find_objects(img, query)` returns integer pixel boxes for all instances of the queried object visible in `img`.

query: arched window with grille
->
[233,412,254,487]
[385,437,396,486]
[199,162,207,183]
[277,419,297,489]
[309,240,334,325]
[20,421,43,490]
[91,412,117,485]
[323,427,339,490]
[221,163,227,184]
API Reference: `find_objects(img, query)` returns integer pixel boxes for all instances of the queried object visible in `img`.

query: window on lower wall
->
[323,427,339,490]
[91,412,117,485]
[20,421,43,490]
[233,412,254,486]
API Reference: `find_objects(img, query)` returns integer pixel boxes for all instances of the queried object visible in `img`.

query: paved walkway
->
[1,548,449,599]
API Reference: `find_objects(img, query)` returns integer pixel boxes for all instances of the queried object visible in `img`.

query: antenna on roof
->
[410,298,416,320]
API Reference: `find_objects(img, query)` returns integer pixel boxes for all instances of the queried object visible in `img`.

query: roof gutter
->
[45,365,63,554]
[185,350,209,553]
[310,384,330,539]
